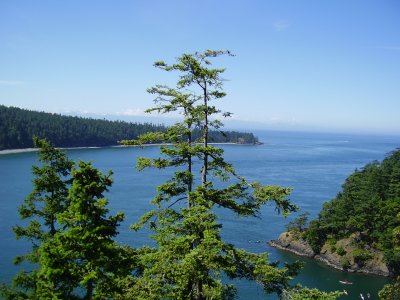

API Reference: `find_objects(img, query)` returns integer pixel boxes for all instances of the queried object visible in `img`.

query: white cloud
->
[117,108,184,119]
[0,80,24,85]
[117,108,147,116]
[273,20,291,32]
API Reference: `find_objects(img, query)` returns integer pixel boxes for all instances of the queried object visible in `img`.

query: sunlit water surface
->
[1,130,399,299]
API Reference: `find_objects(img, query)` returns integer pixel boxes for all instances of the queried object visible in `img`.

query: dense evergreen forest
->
[305,149,400,274]
[0,105,259,150]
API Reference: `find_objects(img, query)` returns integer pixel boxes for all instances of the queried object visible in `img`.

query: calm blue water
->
[1,130,399,299]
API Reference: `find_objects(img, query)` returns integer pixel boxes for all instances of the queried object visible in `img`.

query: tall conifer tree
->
[2,141,134,299]
[8,138,74,297]
[121,50,305,299]
[35,161,130,299]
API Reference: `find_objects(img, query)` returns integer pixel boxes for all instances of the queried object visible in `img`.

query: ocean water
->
[0,130,399,299]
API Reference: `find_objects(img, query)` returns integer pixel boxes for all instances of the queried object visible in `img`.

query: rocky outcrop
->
[268,232,314,258]
[268,232,390,277]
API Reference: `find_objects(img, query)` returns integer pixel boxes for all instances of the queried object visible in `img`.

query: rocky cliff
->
[268,232,390,277]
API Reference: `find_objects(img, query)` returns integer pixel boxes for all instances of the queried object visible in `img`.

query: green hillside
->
[0,105,259,150]
[304,149,400,274]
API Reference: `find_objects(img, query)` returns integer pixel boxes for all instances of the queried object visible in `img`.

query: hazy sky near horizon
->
[1,1,399,134]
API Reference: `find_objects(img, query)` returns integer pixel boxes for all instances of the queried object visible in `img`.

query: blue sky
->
[1,1,399,134]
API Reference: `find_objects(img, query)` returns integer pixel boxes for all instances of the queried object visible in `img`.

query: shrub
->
[304,220,326,254]
[336,246,346,256]
[352,248,372,266]
[384,249,400,275]
[379,276,400,300]
[340,257,351,270]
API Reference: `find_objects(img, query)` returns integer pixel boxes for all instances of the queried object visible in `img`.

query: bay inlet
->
[1,130,399,299]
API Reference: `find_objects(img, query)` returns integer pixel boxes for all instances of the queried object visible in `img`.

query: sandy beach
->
[0,143,244,156]
[0,148,39,155]
[0,146,99,155]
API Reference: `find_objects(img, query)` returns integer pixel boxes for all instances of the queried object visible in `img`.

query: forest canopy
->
[305,149,400,274]
[0,105,259,150]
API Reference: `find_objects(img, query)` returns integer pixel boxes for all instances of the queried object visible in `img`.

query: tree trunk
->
[188,125,193,208]
[202,81,208,188]
[196,280,204,300]
[85,281,93,300]
[50,191,56,236]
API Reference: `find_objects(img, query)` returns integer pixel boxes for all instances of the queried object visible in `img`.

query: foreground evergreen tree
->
[35,161,131,299]
[1,141,134,299]
[281,286,343,300]
[1,138,74,298]
[379,276,400,300]
[121,50,339,299]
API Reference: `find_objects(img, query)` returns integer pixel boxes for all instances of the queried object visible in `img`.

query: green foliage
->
[122,50,304,299]
[393,213,400,251]
[379,276,400,300]
[0,104,259,150]
[336,246,346,256]
[5,138,74,297]
[304,220,327,254]
[285,212,310,233]
[35,161,130,299]
[327,238,338,253]
[281,286,343,300]
[352,248,372,265]
[383,249,400,277]
[304,149,400,274]
[339,257,351,270]
[14,137,74,237]
[2,140,133,299]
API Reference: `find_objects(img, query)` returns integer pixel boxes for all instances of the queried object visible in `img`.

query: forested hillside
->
[0,105,259,150]
[305,149,400,274]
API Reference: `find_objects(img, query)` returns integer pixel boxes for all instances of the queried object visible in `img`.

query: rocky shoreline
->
[268,232,391,277]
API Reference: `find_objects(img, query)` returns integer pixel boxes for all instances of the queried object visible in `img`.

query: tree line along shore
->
[0,104,260,151]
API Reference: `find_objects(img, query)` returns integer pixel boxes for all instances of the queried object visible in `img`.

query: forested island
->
[0,105,260,150]
[270,149,400,279]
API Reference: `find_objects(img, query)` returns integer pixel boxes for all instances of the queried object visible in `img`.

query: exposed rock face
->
[268,232,314,258]
[268,232,390,277]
